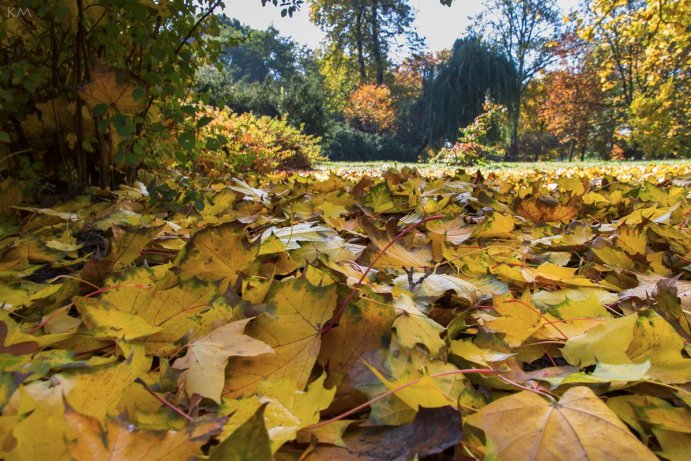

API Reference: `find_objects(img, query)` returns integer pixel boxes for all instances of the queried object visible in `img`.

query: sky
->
[223,0,580,53]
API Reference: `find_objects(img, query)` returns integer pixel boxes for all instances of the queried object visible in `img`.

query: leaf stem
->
[135,378,193,422]
[322,215,444,333]
[307,368,496,429]
[506,298,570,340]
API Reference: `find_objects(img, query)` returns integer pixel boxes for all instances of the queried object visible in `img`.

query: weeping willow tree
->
[399,37,517,149]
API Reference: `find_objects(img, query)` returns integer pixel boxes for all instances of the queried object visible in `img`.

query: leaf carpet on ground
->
[0,163,690,459]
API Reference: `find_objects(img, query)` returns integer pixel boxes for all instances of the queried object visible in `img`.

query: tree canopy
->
[401,38,517,148]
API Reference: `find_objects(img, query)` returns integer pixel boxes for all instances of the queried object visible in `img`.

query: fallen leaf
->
[465,386,657,461]
[210,404,271,461]
[561,314,637,367]
[173,318,274,403]
[482,293,544,347]
[473,213,515,238]
[306,407,462,461]
[179,223,258,290]
[65,408,223,461]
[223,278,336,397]
[358,217,433,270]
[518,196,578,224]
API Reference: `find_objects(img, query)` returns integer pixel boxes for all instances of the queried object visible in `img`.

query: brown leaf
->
[305,407,462,461]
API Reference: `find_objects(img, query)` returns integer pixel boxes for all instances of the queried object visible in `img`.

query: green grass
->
[316,159,691,172]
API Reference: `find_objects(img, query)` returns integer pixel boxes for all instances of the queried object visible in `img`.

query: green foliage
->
[262,0,304,18]
[0,0,226,188]
[322,122,416,162]
[432,101,507,166]
[404,38,517,149]
[212,19,301,83]
[196,20,331,137]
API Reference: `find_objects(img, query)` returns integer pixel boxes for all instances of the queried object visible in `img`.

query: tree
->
[310,0,422,86]
[472,0,561,159]
[411,38,517,148]
[195,20,330,136]
[390,51,450,104]
[344,84,396,134]
[579,0,689,158]
[215,19,300,83]
[538,33,609,161]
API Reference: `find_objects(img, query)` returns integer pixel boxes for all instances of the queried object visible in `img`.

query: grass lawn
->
[316,159,691,172]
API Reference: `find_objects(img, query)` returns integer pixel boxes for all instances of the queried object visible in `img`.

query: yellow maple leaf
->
[483,293,544,347]
[473,213,515,238]
[179,223,258,290]
[78,64,147,114]
[223,278,336,398]
[173,318,274,403]
[65,408,223,461]
[466,387,657,461]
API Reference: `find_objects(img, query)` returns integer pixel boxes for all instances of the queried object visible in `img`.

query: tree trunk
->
[580,144,586,161]
[568,139,575,162]
[370,0,384,85]
[505,90,521,161]
[355,6,366,82]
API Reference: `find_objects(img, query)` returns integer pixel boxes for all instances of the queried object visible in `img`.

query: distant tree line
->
[199,0,689,162]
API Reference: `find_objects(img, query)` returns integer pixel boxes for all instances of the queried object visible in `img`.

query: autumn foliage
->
[196,107,324,175]
[1,162,690,459]
[344,84,396,134]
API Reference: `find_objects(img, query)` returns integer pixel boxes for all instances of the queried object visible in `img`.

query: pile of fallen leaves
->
[0,163,690,460]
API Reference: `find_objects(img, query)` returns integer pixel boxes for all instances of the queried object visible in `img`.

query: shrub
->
[193,107,324,174]
[0,0,226,188]
[322,123,417,162]
[432,101,507,166]
[433,142,493,166]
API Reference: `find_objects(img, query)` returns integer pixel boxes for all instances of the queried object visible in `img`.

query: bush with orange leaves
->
[343,84,396,134]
